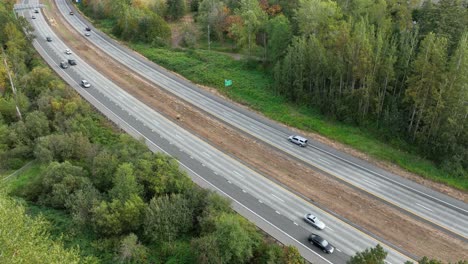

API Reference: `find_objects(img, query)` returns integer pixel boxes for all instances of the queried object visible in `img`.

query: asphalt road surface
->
[51,0,468,243]
[15,2,417,263]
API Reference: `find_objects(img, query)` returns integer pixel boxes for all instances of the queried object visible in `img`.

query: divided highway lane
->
[55,0,468,240]
[20,4,413,263]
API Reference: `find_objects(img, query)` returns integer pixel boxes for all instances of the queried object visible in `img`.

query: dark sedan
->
[308,234,334,254]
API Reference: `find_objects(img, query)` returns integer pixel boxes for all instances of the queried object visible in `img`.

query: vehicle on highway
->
[65,49,72,55]
[69,11,74,15]
[68,59,77,65]
[304,214,326,230]
[32,15,36,19]
[60,61,69,69]
[81,80,91,88]
[308,234,334,253]
[46,36,52,42]
[85,32,91,37]
[85,26,91,31]
[34,9,39,13]
[288,135,308,147]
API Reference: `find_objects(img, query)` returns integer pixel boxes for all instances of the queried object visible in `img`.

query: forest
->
[79,0,467,187]
[0,1,304,262]
[0,0,467,263]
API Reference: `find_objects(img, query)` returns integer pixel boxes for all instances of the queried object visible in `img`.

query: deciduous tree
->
[347,244,387,264]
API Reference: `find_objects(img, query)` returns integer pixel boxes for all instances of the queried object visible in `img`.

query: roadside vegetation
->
[78,0,467,190]
[0,1,304,263]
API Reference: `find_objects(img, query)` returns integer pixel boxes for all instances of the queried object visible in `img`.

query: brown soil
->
[43,2,468,262]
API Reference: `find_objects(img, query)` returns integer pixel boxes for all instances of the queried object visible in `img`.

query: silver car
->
[288,135,308,147]
[304,214,326,230]
[81,80,91,88]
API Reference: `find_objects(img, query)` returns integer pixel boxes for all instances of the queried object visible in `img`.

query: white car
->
[84,32,91,37]
[81,80,91,88]
[304,214,326,230]
[65,49,72,55]
[288,135,308,147]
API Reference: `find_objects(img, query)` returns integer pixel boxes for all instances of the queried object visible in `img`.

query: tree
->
[198,0,229,42]
[282,246,305,264]
[0,193,86,263]
[265,14,292,63]
[150,0,168,17]
[34,133,94,163]
[117,233,148,263]
[439,31,468,169]
[66,184,102,227]
[38,161,90,209]
[196,212,262,264]
[191,234,223,264]
[406,33,449,142]
[143,194,193,243]
[109,163,142,202]
[416,0,468,52]
[24,111,50,140]
[294,0,342,37]
[250,243,304,264]
[348,244,387,264]
[134,153,193,198]
[405,257,468,264]
[3,21,29,74]
[92,149,119,191]
[230,0,268,56]
[166,0,186,21]
[91,194,145,236]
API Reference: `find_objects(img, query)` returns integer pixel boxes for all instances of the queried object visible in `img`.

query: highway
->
[15,2,415,263]
[52,0,468,242]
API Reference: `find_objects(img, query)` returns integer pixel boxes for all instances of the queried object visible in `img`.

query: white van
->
[288,135,308,147]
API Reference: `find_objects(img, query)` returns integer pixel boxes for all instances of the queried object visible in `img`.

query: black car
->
[68,59,77,65]
[60,61,69,69]
[85,26,91,31]
[34,9,39,13]
[308,234,334,254]
[46,36,52,42]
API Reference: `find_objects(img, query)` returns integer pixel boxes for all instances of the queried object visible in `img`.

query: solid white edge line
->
[32,10,415,262]
[61,0,467,215]
[36,39,332,262]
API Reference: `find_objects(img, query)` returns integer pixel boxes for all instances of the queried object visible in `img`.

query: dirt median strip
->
[42,2,468,262]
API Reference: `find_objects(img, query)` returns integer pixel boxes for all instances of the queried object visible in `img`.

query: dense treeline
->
[79,0,467,180]
[191,0,467,178]
[0,1,303,263]
[271,0,467,176]
[196,0,468,177]
[81,0,172,45]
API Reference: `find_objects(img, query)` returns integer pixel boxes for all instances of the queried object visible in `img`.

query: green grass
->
[0,169,15,180]
[126,44,467,191]
[72,8,466,190]
[26,204,109,263]
[7,162,44,193]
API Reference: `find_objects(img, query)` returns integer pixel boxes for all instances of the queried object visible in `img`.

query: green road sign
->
[224,79,233,87]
